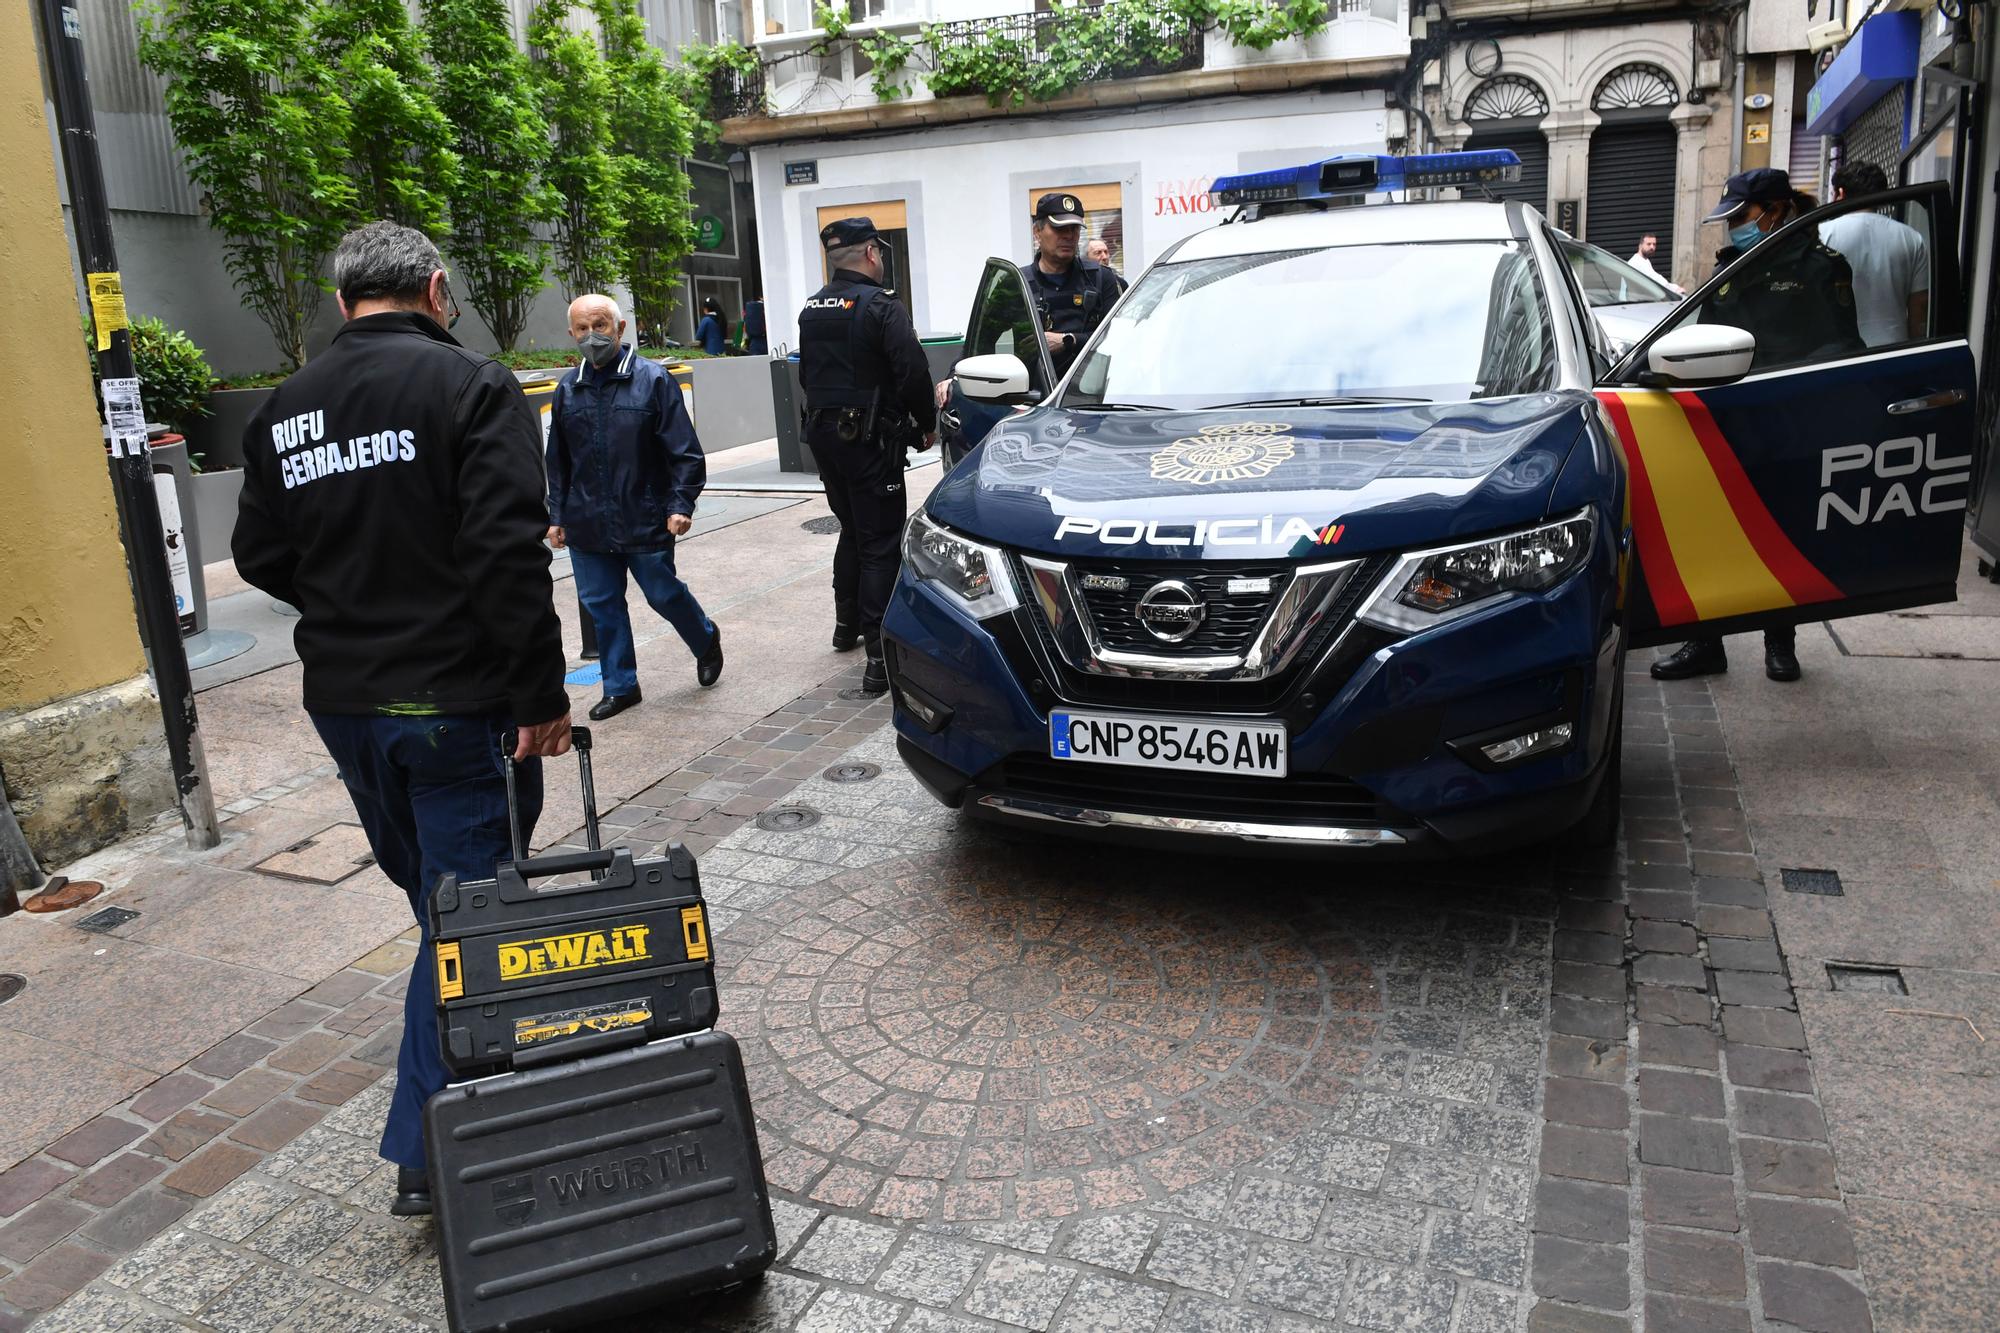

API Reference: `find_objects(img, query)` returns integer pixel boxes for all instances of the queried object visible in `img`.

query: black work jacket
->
[545,346,705,553]
[1021,257,1120,374]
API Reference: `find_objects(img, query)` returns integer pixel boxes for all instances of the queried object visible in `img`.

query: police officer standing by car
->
[798,217,937,695]
[1025,192,1121,376]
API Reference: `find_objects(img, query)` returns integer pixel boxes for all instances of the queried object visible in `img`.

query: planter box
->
[683,356,778,451]
[189,467,245,572]
[181,386,275,470]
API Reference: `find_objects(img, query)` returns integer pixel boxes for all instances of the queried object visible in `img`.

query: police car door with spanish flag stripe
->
[1598,183,1972,648]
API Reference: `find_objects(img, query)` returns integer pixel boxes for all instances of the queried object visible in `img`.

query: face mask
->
[577,331,619,369]
[1728,217,1765,252]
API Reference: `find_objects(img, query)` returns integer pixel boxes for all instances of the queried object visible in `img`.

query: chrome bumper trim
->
[974,793,1411,845]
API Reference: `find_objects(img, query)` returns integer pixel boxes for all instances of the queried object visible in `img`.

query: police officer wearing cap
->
[798,216,937,695]
[1651,167,1863,687]
[1024,192,1121,376]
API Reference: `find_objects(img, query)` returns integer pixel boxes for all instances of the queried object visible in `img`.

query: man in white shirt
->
[1816,162,1930,347]
[1626,234,1683,294]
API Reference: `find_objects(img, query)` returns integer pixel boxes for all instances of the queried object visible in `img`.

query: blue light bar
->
[1210,150,1524,206]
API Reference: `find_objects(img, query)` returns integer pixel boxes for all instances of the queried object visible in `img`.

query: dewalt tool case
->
[430,727,718,1078]
[425,1031,776,1333]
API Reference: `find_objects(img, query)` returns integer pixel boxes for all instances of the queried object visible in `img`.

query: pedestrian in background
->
[1626,233,1683,294]
[798,217,937,694]
[742,296,769,356]
[1025,192,1121,376]
[696,296,729,356]
[1087,237,1129,294]
[233,221,572,1217]
[1818,162,1930,347]
[547,293,723,721]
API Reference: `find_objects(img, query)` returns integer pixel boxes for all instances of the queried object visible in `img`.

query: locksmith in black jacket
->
[233,221,571,1218]
[798,216,936,694]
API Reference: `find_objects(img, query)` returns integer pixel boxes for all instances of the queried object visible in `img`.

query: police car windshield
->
[1064,241,1557,410]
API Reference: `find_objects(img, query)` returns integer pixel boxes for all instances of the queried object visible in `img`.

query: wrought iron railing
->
[922,4,1204,101]
[707,64,767,120]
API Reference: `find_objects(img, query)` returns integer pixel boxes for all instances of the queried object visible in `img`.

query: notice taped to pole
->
[101,376,148,459]
[86,271,128,352]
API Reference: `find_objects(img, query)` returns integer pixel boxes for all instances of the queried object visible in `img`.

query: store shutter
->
[1789,125,1824,198]
[1585,120,1678,263]
[1838,87,1908,186]
[1465,128,1550,212]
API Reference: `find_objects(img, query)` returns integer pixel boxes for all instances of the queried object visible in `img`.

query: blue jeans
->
[309,712,542,1171]
[570,546,715,697]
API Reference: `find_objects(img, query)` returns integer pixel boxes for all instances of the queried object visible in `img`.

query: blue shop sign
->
[1806,11,1919,138]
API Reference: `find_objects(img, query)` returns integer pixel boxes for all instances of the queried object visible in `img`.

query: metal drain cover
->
[76,907,141,934]
[801,516,842,535]
[0,974,24,1005]
[823,762,881,784]
[1827,963,1907,994]
[755,805,822,832]
[1781,868,1845,896]
[838,686,889,702]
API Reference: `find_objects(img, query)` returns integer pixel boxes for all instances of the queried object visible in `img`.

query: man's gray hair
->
[826,240,872,271]
[333,221,445,306]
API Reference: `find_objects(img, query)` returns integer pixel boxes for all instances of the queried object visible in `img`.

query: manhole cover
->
[755,806,822,832]
[823,762,881,784]
[0,975,23,1005]
[251,823,374,885]
[801,516,842,535]
[1827,963,1907,994]
[22,878,103,913]
[1781,868,1844,896]
[838,686,890,702]
[76,906,141,934]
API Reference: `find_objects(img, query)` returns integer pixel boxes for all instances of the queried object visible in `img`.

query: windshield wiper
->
[1067,401,1176,412]
[1208,395,1430,408]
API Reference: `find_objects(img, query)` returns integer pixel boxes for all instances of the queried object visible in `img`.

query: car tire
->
[1576,713,1622,849]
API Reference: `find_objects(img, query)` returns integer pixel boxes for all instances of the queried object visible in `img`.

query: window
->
[1067,241,1556,409]
[1026,183,1126,273]
[816,200,912,312]
[1559,238,1678,308]
[966,263,1049,396]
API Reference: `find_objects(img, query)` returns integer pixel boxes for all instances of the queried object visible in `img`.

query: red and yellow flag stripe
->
[1597,389,1842,627]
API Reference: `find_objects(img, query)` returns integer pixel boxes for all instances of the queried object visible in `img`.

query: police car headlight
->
[902,513,1021,620]
[1358,510,1594,634]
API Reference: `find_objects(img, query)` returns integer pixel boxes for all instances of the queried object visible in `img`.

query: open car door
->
[941,258,1056,469]
[1598,183,1973,648]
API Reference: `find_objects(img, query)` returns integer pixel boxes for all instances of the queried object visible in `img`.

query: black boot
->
[832,620,859,653]
[392,1166,433,1217]
[1764,630,1801,682]
[860,647,889,696]
[1650,639,1727,680]
[697,625,724,687]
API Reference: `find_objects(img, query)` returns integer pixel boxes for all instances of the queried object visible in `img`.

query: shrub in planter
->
[82,315,216,436]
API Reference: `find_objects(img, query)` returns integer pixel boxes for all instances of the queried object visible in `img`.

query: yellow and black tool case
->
[429,727,718,1078]
[425,1030,776,1333]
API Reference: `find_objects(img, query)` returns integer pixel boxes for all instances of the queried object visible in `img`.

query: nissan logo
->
[1134,580,1206,643]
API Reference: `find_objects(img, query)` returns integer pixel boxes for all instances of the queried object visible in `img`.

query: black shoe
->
[391,1166,432,1217]
[1650,641,1727,680]
[1765,644,1801,682]
[832,622,859,653]
[588,690,642,721]
[697,626,724,688]
[859,653,889,696]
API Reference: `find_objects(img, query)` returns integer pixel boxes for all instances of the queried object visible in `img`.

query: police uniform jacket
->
[1703,232,1864,369]
[545,345,705,554]
[232,310,567,725]
[798,268,937,433]
[1021,257,1119,371]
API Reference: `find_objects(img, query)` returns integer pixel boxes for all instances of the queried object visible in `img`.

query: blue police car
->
[886,151,1974,852]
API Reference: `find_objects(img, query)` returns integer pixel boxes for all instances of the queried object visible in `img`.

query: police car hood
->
[927,394,1593,560]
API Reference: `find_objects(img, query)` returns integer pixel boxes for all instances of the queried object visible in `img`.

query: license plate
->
[1049,710,1288,778]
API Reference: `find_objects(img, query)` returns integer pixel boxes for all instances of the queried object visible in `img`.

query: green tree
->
[137,0,355,368]
[422,0,557,350]
[528,0,627,299]
[312,0,458,230]
[594,0,697,344]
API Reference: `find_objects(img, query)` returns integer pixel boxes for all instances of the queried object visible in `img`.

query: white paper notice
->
[102,376,149,458]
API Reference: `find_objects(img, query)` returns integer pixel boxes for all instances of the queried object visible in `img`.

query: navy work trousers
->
[570,546,715,698]
[309,712,543,1171]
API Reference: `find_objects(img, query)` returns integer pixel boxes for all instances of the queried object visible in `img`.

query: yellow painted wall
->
[0,2,146,715]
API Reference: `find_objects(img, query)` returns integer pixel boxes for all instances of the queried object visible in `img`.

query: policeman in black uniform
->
[1022,192,1122,377]
[798,217,937,695]
[1654,168,1864,686]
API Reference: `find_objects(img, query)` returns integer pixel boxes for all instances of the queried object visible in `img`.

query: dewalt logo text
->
[498,925,652,981]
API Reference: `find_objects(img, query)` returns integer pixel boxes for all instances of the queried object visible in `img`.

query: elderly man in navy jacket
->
[547,294,723,719]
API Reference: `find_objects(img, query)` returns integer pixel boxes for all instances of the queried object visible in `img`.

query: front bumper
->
[883,538,1622,855]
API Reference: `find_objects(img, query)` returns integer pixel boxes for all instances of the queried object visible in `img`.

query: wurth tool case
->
[429,727,718,1078]
[425,1030,777,1333]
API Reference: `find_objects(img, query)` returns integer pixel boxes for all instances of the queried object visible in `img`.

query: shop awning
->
[1805,10,1919,138]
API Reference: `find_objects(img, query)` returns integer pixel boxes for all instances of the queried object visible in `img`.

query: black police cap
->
[1032,192,1087,226]
[819,217,879,251]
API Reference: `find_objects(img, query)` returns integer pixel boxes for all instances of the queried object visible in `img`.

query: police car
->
[888,151,1972,852]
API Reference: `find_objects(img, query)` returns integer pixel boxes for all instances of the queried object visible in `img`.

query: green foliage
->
[422,0,556,352]
[1182,0,1330,49]
[528,0,627,300]
[492,344,708,371]
[812,0,850,39]
[136,0,356,369]
[311,0,458,229]
[856,30,919,100]
[82,316,216,431]
[595,0,698,345]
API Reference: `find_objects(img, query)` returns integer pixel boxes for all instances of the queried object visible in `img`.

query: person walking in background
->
[547,293,723,722]
[695,296,729,356]
[1626,234,1683,294]
[1817,162,1930,347]
[742,296,768,355]
[233,221,572,1217]
[1087,237,1128,294]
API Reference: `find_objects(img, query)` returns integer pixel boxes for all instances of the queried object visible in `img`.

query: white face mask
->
[576,331,619,368]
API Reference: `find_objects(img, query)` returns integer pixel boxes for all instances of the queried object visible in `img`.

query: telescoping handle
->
[499,725,602,875]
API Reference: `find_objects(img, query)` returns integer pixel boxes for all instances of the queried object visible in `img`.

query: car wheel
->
[1576,713,1622,849]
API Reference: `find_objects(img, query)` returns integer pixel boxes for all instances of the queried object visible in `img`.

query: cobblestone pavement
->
[12,654,1890,1332]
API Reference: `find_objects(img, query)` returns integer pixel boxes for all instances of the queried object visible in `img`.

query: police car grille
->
[1072,560,1293,656]
[993,756,1397,825]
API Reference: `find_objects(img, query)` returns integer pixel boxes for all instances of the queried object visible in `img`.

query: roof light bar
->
[1210,150,1524,206]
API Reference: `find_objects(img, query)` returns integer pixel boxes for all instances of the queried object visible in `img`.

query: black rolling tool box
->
[426,1030,777,1333]
[430,727,718,1079]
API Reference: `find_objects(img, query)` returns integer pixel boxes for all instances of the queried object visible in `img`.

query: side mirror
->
[1645,324,1755,385]
[955,353,1040,406]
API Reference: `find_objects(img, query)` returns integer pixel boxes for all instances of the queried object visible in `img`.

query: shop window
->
[1025,182,1125,273]
[816,200,912,312]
